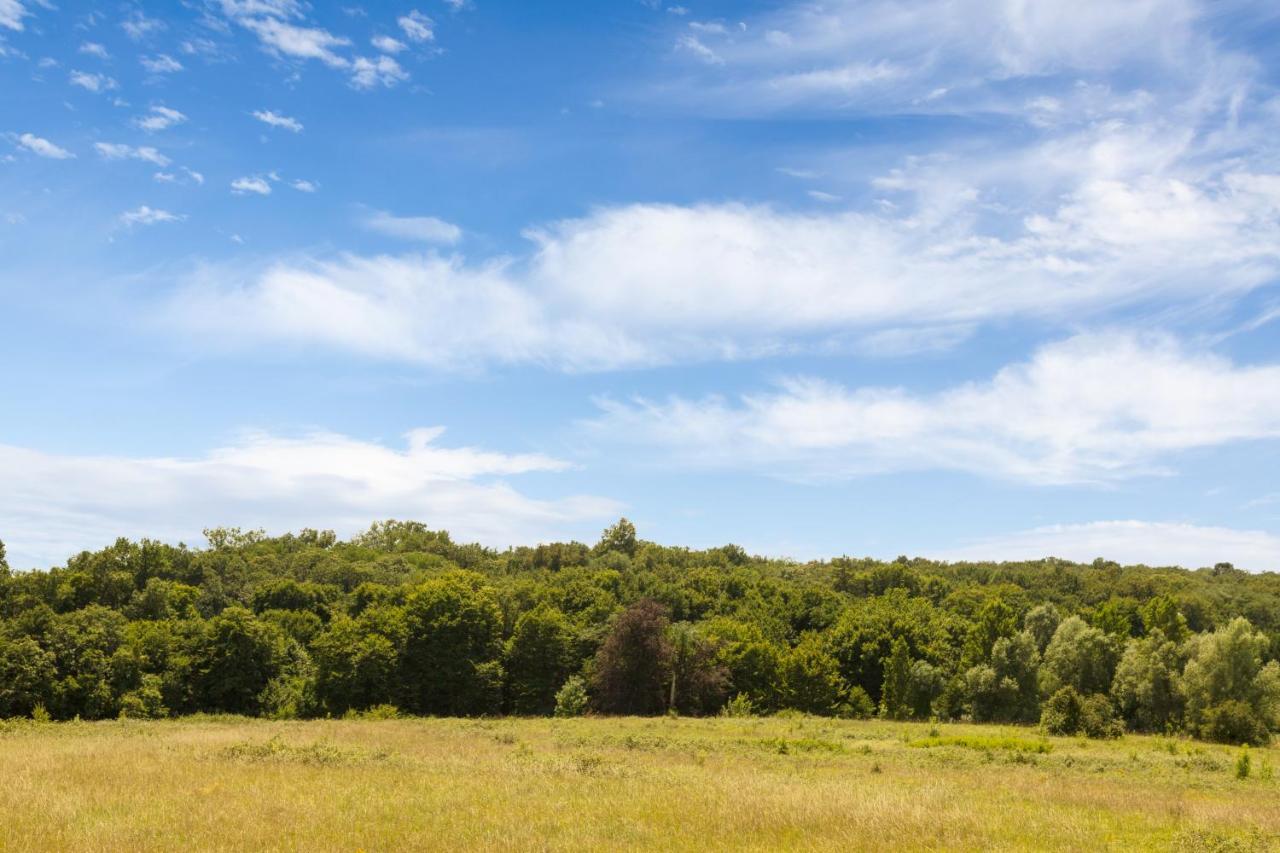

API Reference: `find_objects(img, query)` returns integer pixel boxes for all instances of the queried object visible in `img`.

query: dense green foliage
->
[2,520,1280,744]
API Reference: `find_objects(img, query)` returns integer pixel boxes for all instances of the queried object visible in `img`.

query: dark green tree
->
[879,636,912,719]
[503,604,575,715]
[399,572,503,716]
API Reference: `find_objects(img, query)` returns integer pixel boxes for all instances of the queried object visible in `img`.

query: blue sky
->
[2,0,1280,570]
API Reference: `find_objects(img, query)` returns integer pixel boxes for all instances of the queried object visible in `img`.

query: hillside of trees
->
[1,520,1279,744]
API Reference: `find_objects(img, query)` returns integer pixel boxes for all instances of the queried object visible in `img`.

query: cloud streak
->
[937,521,1280,572]
[583,331,1280,485]
[0,428,618,569]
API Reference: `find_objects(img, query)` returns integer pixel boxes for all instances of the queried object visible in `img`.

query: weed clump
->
[219,735,392,766]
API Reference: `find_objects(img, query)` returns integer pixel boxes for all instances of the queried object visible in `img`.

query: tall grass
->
[0,716,1276,851]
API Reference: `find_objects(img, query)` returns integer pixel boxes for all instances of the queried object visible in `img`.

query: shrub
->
[1202,700,1271,746]
[554,675,589,718]
[1235,746,1251,780]
[840,686,876,719]
[119,675,167,719]
[1078,693,1123,739]
[1041,687,1082,735]
[1042,687,1122,738]
[720,693,756,718]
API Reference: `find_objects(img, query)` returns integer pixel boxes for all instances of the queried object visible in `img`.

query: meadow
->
[1,715,1277,852]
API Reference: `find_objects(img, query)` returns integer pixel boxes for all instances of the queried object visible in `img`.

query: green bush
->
[720,693,756,718]
[554,675,589,718]
[119,675,168,719]
[1041,687,1083,735]
[1202,700,1271,746]
[1042,687,1122,738]
[1078,693,1123,739]
[1235,746,1251,779]
[840,686,876,719]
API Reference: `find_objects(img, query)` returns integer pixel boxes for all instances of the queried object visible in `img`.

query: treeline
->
[1,520,1278,744]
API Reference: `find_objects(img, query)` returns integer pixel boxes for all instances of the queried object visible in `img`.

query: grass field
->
[1,715,1277,851]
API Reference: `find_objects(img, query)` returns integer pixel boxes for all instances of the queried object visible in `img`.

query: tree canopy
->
[1,522,1279,744]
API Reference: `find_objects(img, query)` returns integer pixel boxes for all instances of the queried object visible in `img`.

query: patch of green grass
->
[908,733,1053,753]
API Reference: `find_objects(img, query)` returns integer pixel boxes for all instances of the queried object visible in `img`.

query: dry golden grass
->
[0,715,1277,851]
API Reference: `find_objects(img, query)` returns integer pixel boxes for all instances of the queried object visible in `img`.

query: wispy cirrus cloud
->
[95,142,170,166]
[140,54,183,73]
[70,70,119,92]
[252,109,303,132]
[649,0,1230,116]
[119,205,185,228]
[135,105,187,132]
[362,210,462,244]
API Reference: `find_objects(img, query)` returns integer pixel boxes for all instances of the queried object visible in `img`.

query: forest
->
[1,519,1278,745]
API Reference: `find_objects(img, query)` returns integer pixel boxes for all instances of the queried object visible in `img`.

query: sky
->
[2,0,1280,571]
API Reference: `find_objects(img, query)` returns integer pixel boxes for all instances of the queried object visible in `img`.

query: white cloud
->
[291,179,317,192]
[362,210,462,244]
[94,142,170,167]
[166,254,548,369]
[0,0,28,32]
[371,34,405,53]
[939,521,1280,572]
[69,70,119,92]
[252,108,303,132]
[240,17,351,67]
[218,0,304,17]
[231,176,272,195]
[675,34,723,66]
[350,55,407,88]
[16,133,73,159]
[398,10,434,42]
[121,12,165,41]
[135,105,188,132]
[79,42,110,59]
[120,205,184,227]
[0,428,618,568]
[141,54,184,73]
[583,331,1280,485]
[163,145,1280,371]
[653,0,1211,115]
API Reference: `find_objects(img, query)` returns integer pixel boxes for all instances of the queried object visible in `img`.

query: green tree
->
[961,598,1018,667]
[0,636,54,717]
[595,518,638,558]
[879,636,912,719]
[782,636,849,715]
[1139,596,1189,643]
[193,606,287,715]
[1182,617,1280,744]
[1023,603,1061,654]
[906,660,945,718]
[1110,630,1184,732]
[990,631,1040,722]
[1040,616,1119,697]
[503,605,575,715]
[667,621,729,715]
[311,616,397,715]
[399,572,504,716]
